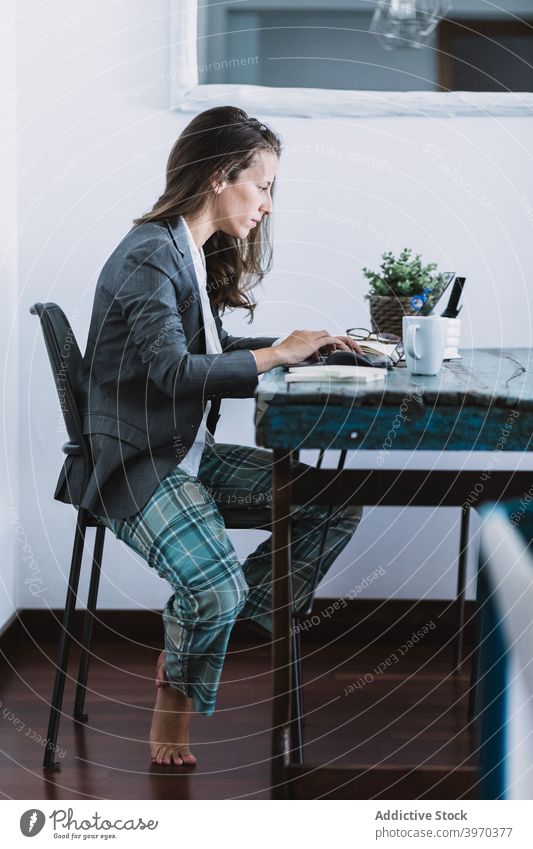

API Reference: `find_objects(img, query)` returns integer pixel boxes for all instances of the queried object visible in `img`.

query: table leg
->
[271,449,294,798]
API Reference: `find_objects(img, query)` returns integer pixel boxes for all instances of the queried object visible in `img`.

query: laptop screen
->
[418,272,455,316]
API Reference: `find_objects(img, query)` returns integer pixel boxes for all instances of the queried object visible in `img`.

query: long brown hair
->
[133,106,282,320]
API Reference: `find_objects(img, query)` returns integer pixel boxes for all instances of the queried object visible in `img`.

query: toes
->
[151,744,189,766]
[151,746,161,764]
[179,747,196,765]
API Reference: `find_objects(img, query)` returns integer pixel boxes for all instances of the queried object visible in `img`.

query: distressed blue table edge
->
[255,349,533,452]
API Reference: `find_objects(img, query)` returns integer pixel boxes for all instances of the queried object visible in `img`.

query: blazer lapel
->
[165,217,197,287]
[165,217,206,353]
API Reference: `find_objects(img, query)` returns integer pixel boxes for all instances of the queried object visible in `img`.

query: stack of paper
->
[443,318,462,360]
[285,365,387,383]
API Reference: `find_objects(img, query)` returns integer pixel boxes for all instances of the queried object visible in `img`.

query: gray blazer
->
[54,216,277,519]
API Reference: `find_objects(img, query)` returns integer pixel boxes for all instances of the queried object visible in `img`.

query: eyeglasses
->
[346,327,401,344]
[346,327,403,367]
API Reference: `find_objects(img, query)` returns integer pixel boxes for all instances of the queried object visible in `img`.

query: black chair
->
[31,302,322,769]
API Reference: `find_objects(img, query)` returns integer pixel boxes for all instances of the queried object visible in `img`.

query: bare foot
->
[150,654,196,766]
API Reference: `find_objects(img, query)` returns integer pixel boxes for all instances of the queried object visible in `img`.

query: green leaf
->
[362,248,440,297]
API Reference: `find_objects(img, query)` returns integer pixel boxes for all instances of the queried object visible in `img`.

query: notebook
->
[285,365,387,384]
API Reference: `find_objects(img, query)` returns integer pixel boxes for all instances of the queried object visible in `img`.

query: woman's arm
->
[113,241,259,400]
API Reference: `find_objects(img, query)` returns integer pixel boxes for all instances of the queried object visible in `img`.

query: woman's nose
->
[260,195,273,215]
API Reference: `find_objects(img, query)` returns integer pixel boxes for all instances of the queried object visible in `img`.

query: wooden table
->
[254,348,533,799]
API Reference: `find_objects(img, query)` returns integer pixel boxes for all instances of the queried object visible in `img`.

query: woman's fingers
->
[324,336,352,352]
[337,335,364,354]
[314,332,363,354]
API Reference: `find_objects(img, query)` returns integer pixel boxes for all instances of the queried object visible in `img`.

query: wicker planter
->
[368,295,419,339]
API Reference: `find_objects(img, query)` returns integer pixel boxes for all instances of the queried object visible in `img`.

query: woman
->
[55,106,363,766]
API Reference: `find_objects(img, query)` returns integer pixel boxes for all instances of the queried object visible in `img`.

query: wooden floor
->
[0,634,477,799]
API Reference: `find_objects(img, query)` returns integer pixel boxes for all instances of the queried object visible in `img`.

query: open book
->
[358,339,400,359]
[350,338,404,367]
[285,365,387,384]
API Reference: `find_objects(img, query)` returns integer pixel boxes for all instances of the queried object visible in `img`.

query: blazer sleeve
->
[112,243,260,400]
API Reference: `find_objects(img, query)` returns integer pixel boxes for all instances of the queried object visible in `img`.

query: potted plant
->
[363,248,439,338]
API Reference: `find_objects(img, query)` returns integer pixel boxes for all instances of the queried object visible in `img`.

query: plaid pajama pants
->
[98,442,362,716]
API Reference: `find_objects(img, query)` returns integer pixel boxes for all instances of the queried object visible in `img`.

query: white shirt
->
[177,217,222,478]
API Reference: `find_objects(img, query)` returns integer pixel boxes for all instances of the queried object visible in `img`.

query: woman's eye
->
[259,186,268,192]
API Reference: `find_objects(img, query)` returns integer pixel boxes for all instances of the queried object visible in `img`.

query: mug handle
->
[406,323,421,360]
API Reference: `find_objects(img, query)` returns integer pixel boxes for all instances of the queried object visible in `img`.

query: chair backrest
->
[30,302,86,450]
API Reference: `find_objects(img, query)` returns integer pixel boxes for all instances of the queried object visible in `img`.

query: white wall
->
[13,1,533,616]
[0,0,20,633]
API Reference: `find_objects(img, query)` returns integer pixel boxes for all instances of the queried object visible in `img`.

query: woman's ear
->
[211,171,228,195]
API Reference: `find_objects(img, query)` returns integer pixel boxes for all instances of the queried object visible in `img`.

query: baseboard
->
[0,599,474,659]
[0,610,24,653]
[0,610,19,639]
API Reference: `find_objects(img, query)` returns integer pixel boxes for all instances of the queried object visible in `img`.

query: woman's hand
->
[276,329,363,366]
[253,330,364,373]
[253,330,360,374]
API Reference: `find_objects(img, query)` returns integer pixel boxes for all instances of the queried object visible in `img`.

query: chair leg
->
[453,507,470,673]
[43,509,89,769]
[290,615,304,764]
[74,524,105,721]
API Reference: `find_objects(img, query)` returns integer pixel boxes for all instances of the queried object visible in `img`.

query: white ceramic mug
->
[402,315,447,376]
